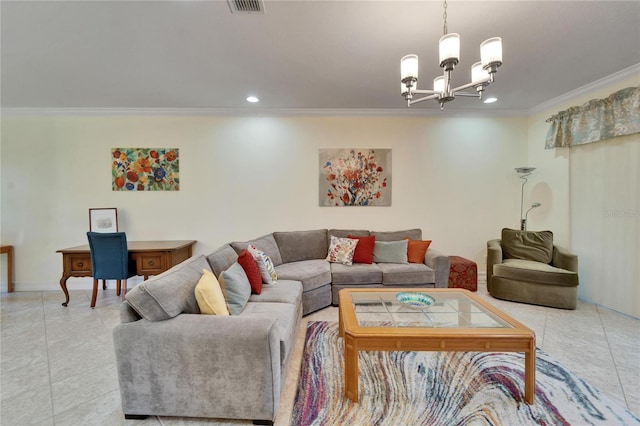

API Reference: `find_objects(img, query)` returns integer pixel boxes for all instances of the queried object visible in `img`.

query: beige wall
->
[2,76,638,317]
[527,75,640,317]
[0,115,526,291]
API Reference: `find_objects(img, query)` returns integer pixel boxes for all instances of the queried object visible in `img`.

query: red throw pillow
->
[237,250,263,294]
[347,235,376,264]
[405,238,432,264]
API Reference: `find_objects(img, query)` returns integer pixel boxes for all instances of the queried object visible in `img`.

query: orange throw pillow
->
[405,238,432,263]
[347,235,376,264]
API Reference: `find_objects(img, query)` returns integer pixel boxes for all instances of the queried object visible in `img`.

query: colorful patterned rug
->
[291,321,640,426]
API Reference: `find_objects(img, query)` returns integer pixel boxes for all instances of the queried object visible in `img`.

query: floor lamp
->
[515,167,540,230]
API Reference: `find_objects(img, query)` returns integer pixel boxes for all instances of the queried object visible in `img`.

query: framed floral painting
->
[319,149,391,206]
[112,148,179,191]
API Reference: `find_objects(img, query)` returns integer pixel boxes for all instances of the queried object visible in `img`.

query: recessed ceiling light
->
[484,97,498,104]
[246,96,259,103]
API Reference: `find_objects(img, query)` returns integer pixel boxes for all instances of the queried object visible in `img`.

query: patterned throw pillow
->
[325,236,358,266]
[247,244,278,285]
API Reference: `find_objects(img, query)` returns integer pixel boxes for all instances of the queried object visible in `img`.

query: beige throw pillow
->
[195,269,230,315]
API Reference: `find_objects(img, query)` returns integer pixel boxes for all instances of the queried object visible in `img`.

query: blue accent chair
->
[87,232,137,308]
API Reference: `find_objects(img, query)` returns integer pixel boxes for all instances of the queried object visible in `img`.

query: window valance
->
[545,86,640,149]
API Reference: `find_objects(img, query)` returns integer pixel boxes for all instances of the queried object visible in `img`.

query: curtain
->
[545,86,640,149]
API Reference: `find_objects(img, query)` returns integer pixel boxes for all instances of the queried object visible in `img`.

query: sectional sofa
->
[112,228,448,423]
[208,228,450,315]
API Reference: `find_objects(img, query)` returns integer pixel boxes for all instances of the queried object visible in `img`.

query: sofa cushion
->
[220,262,252,315]
[494,259,578,287]
[406,239,432,263]
[195,270,230,316]
[275,260,331,292]
[379,263,434,285]
[330,263,382,285]
[241,301,298,366]
[373,240,408,264]
[230,233,283,266]
[501,228,554,264]
[248,244,278,285]
[125,255,209,321]
[371,228,422,241]
[206,244,238,278]
[326,236,358,265]
[248,280,303,306]
[348,235,376,264]
[273,229,328,263]
[237,249,262,294]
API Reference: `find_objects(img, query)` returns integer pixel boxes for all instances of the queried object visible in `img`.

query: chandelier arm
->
[451,77,490,94]
[407,93,441,105]
[412,89,440,95]
[455,92,481,98]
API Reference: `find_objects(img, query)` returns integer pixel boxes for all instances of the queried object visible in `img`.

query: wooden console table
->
[56,240,196,306]
[1,245,14,293]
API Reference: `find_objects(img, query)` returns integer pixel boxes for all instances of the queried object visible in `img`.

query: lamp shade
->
[471,61,489,84]
[401,54,419,81]
[439,33,460,65]
[433,76,445,93]
[481,37,502,67]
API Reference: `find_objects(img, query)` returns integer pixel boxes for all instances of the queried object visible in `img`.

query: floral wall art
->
[319,148,391,206]
[112,148,179,191]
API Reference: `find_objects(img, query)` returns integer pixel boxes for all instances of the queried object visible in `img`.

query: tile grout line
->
[41,291,57,425]
[596,304,631,411]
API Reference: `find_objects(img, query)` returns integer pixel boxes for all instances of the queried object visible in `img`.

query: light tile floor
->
[1,283,638,425]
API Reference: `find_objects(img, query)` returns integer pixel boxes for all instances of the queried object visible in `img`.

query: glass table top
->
[350,291,512,329]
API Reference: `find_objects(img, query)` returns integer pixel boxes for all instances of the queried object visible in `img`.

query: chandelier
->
[400,0,503,110]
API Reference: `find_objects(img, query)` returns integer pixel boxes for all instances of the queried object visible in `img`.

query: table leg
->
[524,340,536,404]
[344,334,359,402]
[7,246,13,293]
[59,275,70,307]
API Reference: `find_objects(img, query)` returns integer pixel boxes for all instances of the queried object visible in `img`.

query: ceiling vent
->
[227,0,265,14]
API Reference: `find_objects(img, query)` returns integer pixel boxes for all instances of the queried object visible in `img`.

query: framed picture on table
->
[89,208,118,233]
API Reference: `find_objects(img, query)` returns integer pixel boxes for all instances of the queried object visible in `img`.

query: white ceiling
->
[1,0,639,114]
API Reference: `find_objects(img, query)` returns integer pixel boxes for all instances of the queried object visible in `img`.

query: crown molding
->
[1,67,636,119]
[528,63,640,115]
[1,106,527,118]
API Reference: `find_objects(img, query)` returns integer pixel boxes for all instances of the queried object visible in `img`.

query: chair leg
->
[121,280,127,301]
[91,279,99,308]
[102,279,107,290]
[116,280,121,296]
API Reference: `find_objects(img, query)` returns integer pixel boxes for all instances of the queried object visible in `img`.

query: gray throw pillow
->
[501,228,553,264]
[220,262,252,315]
[373,240,408,264]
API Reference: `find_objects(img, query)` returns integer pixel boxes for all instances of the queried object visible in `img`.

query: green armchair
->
[487,229,579,309]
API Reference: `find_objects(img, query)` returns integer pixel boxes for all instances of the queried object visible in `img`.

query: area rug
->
[291,321,640,426]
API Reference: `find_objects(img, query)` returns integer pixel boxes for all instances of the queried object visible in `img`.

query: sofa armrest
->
[553,245,579,273]
[424,248,450,288]
[113,314,281,421]
[119,301,142,323]
[487,239,503,290]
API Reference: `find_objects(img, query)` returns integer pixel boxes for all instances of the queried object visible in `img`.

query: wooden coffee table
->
[338,288,536,404]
